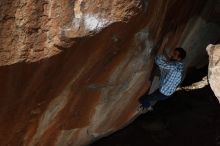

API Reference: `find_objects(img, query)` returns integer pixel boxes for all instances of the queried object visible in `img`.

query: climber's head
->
[170,47,186,61]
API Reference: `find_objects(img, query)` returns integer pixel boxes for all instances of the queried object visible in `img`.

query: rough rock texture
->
[207,44,220,103]
[0,0,219,146]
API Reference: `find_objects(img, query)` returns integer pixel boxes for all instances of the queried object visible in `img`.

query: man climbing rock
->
[138,47,186,113]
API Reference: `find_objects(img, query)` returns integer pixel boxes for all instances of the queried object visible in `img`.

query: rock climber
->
[138,47,186,113]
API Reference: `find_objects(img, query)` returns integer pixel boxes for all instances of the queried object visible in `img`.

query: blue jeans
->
[140,89,170,108]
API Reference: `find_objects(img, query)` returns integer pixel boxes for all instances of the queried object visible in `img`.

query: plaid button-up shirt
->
[155,55,184,96]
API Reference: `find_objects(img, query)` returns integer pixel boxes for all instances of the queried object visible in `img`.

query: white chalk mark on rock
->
[83,14,109,31]
[72,14,110,32]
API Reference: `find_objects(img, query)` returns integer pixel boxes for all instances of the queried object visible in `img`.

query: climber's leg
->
[140,89,169,108]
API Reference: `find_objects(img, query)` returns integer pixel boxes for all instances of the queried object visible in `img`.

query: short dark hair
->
[175,47,186,60]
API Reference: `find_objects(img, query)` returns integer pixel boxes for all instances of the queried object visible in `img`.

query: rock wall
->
[0,0,219,146]
[180,0,220,69]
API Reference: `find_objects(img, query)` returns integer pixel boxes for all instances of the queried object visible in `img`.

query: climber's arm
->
[155,55,176,70]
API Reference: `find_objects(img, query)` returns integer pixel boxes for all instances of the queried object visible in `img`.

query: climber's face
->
[170,49,181,61]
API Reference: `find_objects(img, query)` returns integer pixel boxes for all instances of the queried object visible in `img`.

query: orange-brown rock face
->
[0,0,217,146]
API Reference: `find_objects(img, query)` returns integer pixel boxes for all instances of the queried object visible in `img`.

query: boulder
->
[207,44,220,103]
[0,0,218,145]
